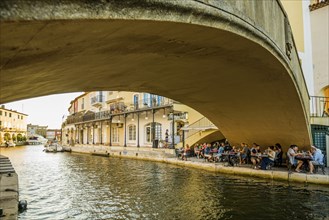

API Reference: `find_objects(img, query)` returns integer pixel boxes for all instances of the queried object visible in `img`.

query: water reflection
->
[1,146,328,220]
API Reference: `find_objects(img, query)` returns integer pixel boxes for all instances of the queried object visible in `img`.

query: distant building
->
[0,105,28,144]
[62,91,219,148]
[27,124,48,138]
[46,129,61,140]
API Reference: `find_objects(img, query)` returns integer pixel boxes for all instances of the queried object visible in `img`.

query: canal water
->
[1,145,329,220]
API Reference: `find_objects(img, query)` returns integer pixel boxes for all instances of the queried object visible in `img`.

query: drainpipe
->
[100,121,103,145]
[109,117,112,146]
[137,113,140,148]
[172,111,175,149]
[124,114,127,147]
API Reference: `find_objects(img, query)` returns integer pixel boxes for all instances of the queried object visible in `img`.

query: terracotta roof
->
[309,0,329,11]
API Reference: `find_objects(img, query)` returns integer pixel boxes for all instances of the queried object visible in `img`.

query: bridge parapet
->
[0,0,310,118]
[0,0,311,146]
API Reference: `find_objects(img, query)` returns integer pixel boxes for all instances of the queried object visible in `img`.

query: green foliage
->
[12,134,16,142]
[4,133,11,141]
[17,134,23,142]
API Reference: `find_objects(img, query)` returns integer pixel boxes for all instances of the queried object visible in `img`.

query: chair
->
[267,160,275,170]
[274,151,283,167]
[286,156,295,174]
[314,154,326,175]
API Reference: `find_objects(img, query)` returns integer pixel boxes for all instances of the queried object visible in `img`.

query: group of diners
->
[287,145,325,174]
[177,142,325,174]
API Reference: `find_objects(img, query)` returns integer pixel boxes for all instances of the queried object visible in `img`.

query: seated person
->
[239,143,249,165]
[250,143,261,169]
[214,143,225,162]
[199,143,207,158]
[287,145,303,172]
[182,144,191,161]
[224,144,232,153]
[203,144,212,161]
[309,145,324,174]
[260,146,276,170]
[274,143,283,167]
[194,144,201,158]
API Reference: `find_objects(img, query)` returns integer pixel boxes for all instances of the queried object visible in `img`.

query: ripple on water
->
[1,146,328,220]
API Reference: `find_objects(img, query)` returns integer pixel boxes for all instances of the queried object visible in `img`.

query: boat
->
[26,135,48,145]
[44,143,64,153]
[8,142,16,147]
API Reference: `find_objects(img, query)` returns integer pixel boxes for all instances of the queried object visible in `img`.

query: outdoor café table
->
[209,149,218,156]
[222,152,237,166]
[251,154,268,159]
[295,155,313,172]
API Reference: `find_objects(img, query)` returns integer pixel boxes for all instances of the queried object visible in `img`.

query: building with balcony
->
[280,0,328,164]
[46,129,62,141]
[309,0,329,160]
[0,105,28,145]
[62,91,220,148]
[27,124,48,138]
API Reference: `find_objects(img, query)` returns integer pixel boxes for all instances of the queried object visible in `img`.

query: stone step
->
[0,169,15,174]
[0,166,14,171]
[0,159,10,162]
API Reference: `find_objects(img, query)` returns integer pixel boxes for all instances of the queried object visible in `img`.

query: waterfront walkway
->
[0,155,19,219]
[69,145,329,185]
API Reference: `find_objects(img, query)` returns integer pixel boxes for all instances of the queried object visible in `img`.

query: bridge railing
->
[310,96,329,117]
[183,117,217,140]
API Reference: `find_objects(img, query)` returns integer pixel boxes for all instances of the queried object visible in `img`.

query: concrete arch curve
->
[0,0,311,148]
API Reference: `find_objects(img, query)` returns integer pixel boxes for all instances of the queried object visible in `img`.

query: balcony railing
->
[310,96,329,117]
[65,98,174,125]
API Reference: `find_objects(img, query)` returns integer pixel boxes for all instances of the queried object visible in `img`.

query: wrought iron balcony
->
[65,96,175,125]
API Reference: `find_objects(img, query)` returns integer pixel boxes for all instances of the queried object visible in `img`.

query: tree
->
[4,133,11,142]
[17,134,23,142]
[12,134,16,142]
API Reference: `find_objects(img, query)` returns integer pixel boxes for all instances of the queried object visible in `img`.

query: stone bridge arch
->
[0,0,311,148]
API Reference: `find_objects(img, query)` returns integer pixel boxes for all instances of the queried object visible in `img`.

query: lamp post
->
[171,111,175,149]
[60,115,65,145]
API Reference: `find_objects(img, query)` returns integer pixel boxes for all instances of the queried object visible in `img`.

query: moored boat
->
[44,143,64,153]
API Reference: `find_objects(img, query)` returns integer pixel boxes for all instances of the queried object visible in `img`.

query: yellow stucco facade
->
[0,106,28,145]
[281,0,305,52]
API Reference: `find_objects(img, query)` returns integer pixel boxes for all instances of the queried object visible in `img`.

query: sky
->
[4,92,83,129]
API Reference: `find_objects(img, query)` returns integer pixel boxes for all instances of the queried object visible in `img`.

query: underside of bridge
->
[0,0,311,148]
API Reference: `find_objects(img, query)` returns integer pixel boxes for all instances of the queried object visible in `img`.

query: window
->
[143,93,151,107]
[81,98,85,110]
[112,127,119,143]
[9,113,11,117]
[0,110,2,116]
[21,116,23,120]
[18,115,20,119]
[128,125,136,141]
[133,94,139,110]
[5,112,7,116]
[145,123,162,143]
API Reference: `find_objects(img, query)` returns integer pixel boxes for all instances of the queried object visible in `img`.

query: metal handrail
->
[184,117,217,139]
[65,98,174,125]
[310,96,329,117]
